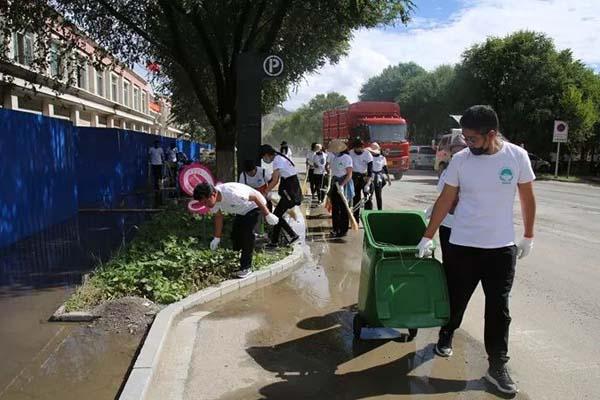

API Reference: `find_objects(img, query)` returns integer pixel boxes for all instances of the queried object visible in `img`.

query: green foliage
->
[64,207,291,311]
[359,62,426,101]
[264,92,349,148]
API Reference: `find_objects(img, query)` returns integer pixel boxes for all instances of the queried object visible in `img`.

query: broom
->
[335,182,359,231]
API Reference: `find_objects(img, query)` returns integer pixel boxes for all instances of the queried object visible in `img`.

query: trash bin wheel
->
[353,314,365,340]
[408,328,418,341]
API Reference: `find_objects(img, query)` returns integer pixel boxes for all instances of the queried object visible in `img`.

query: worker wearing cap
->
[367,142,392,210]
[349,137,373,223]
[326,139,354,238]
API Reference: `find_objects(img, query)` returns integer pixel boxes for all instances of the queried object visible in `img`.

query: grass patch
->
[65,206,291,312]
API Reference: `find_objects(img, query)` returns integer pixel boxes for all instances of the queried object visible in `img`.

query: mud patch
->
[91,296,161,334]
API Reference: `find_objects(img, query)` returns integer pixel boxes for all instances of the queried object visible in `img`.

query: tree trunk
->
[215,125,236,182]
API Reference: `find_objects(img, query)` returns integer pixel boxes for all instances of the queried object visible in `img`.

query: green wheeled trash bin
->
[353,210,450,341]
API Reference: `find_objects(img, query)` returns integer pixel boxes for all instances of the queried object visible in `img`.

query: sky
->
[282,0,600,111]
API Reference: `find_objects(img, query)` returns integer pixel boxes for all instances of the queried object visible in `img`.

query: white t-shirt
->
[238,167,271,189]
[210,183,265,215]
[306,151,315,168]
[349,150,373,174]
[437,170,454,228]
[444,142,535,248]
[330,153,353,178]
[372,154,387,173]
[312,152,327,174]
[272,154,297,178]
[149,147,164,165]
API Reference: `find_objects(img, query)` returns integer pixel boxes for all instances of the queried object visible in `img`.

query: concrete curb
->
[49,305,99,322]
[118,243,306,400]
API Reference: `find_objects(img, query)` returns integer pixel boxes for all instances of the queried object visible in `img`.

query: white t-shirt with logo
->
[312,152,327,175]
[349,150,373,174]
[272,154,297,178]
[329,153,353,178]
[444,142,535,248]
[372,154,387,173]
[149,147,164,165]
[211,183,266,215]
[238,167,271,189]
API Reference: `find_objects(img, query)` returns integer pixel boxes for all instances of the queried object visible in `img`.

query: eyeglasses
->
[463,135,481,145]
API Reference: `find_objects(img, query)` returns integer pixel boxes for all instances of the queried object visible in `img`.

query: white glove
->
[265,213,279,226]
[516,237,533,259]
[210,237,221,251]
[416,237,434,258]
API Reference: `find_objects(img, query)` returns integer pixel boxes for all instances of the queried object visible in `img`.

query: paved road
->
[149,170,600,399]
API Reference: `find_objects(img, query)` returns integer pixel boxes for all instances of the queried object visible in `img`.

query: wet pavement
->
[149,170,600,399]
[149,184,527,399]
[0,211,152,400]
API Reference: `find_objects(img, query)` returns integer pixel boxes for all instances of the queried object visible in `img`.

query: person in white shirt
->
[148,140,164,190]
[367,142,392,210]
[280,141,292,158]
[238,160,271,194]
[306,143,317,199]
[417,105,536,395]
[349,137,373,223]
[260,144,301,248]
[326,139,354,238]
[311,144,327,204]
[193,182,279,278]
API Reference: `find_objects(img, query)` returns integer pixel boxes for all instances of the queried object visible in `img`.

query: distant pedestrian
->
[326,139,354,238]
[280,141,293,158]
[367,142,392,210]
[417,105,536,395]
[311,144,327,204]
[349,137,373,223]
[260,144,301,248]
[306,142,317,199]
[193,182,279,278]
[148,140,164,190]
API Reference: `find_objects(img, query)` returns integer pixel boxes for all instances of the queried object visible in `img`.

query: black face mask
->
[354,150,363,155]
[469,136,489,156]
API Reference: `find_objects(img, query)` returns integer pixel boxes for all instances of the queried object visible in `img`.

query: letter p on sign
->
[263,55,283,77]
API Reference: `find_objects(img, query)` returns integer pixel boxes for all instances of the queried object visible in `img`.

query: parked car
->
[434,129,464,174]
[529,153,551,173]
[410,145,436,169]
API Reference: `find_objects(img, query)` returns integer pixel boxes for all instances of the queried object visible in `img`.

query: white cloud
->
[282,0,600,111]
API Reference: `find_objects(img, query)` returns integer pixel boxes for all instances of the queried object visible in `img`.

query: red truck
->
[322,101,410,178]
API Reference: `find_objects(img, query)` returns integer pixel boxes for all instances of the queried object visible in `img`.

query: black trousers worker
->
[231,208,261,270]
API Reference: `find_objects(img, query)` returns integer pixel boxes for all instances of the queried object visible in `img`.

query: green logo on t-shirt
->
[499,167,514,184]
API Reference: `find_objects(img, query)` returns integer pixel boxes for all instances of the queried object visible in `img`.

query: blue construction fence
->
[0,108,211,248]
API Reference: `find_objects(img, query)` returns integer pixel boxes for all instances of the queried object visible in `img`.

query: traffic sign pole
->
[554,141,560,177]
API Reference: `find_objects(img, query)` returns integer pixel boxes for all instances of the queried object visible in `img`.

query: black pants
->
[270,196,298,244]
[352,173,372,222]
[151,164,162,190]
[439,225,452,265]
[313,174,325,202]
[232,208,260,270]
[330,185,349,236]
[308,168,316,196]
[441,243,517,366]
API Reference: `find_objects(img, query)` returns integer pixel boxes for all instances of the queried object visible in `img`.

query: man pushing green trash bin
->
[417,105,536,395]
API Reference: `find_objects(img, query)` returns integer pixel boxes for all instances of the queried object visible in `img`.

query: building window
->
[49,42,63,79]
[133,85,140,111]
[110,74,119,102]
[123,79,130,107]
[76,59,88,90]
[141,91,147,114]
[13,32,34,66]
[96,69,105,97]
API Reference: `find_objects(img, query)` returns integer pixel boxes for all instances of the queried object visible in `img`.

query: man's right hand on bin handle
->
[417,237,434,258]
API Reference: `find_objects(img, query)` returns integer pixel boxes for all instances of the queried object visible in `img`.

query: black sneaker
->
[434,329,454,357]
[485,364,518,394]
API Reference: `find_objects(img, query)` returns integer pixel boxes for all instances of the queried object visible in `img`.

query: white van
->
[410,146,436,169]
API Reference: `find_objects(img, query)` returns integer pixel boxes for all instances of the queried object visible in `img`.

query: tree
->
[264,92,349,148]
[396,65,457,144]
[359,62,425,101]
[2,0,415,180]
